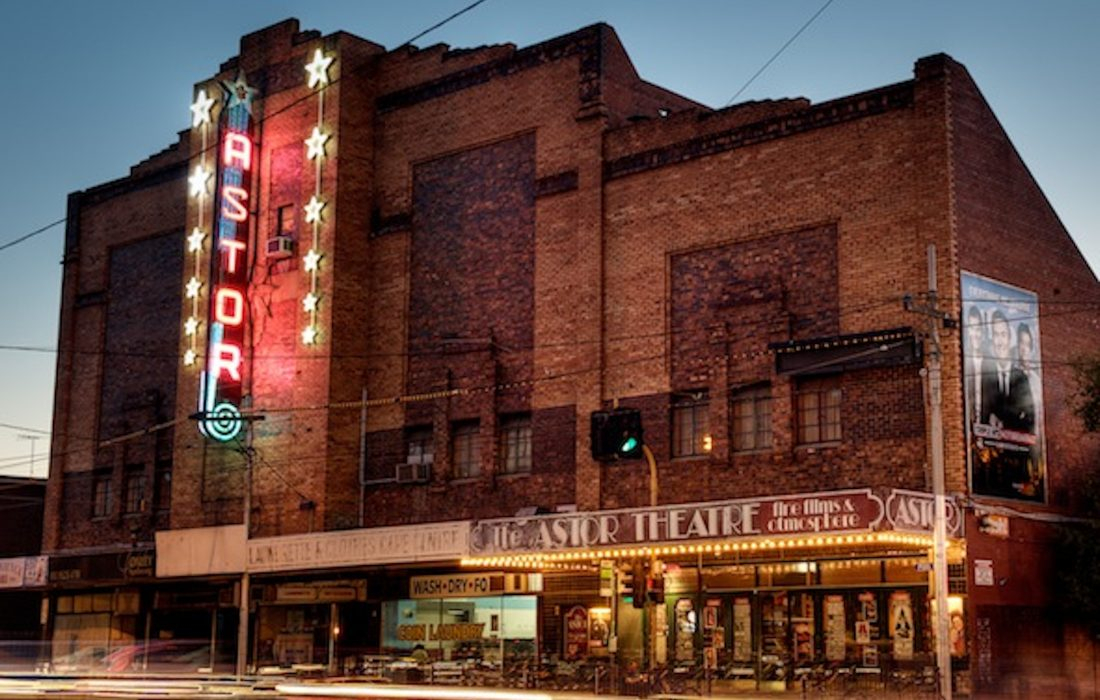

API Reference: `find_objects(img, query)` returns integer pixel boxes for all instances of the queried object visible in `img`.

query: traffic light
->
[647,572,665,605]
[620,564,635,600]
[591,408,644,461]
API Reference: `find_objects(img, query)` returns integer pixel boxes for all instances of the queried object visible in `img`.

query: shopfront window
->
[382,596,537,665]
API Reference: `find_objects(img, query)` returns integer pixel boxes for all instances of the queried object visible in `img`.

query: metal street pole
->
[906,245,953,700]
[237,440,253,678]
[642,445,659,672]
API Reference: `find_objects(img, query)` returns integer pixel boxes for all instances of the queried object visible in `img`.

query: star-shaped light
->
[221,72,258,114]
[305,127,329,160]
[302,293,319,313]
[183,349,197,366]
[303,248,322,271]
[187,228,205,252]
[184,317,199,336]
[188,165,211,198]
[302,326,318,345]
[305,49,334,89]
[185,277,202,299]
[303,195,325,223]
[190,89,215,127]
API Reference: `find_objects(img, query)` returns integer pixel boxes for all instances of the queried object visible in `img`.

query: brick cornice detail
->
[605,81,915,181]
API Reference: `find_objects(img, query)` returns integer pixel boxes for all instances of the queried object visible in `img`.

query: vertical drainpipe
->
[358,386,368,527]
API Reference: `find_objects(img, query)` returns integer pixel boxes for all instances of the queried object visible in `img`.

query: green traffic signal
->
[620,436,639,453]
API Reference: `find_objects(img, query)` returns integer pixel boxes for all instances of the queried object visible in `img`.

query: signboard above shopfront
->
[470,488,962,556]
[248,520,469,573]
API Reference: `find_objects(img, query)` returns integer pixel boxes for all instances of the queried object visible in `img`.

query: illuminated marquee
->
[197,73,258,442]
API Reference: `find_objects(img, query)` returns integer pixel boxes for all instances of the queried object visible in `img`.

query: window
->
[732,385,773,452]
[452,421,481,479]
[276,204,296,237]
[672,391,710,457]
[92,472,112,518]
[796,376,842,444]
[123,465,146,514]
[154,460,172,513]
[406,427,434,466]
[500,415,532,474]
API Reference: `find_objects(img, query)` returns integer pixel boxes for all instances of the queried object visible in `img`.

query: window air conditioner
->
[267,236,295,259]
[395,462,431,483]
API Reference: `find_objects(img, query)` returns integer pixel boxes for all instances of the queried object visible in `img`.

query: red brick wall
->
[669,224,840,387]
[45,142,187,551]
[408,133,536,393]
[949,55,1100,696]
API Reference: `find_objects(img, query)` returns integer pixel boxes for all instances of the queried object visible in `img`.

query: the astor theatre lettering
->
[471,489,889,555]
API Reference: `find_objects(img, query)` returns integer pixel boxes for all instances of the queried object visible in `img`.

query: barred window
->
[796,376,842,444]
[406,427,434,466]
[732,385,773,452]
[452,421,481,479]
[500,415,532,474]
[672,391,710,458]
[124,465,146,514]
[92,472,112,518]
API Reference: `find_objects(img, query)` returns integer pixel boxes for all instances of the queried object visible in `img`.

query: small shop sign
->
[410,572,503,599]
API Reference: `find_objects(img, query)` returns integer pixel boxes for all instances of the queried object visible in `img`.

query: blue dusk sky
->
[0,0,1097,478]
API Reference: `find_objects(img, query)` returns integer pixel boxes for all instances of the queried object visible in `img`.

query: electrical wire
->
[7,293,1100,365]
[725,0,838,106]
[0,1,493,258]
[397,0,491,49]
[0,217,65,254]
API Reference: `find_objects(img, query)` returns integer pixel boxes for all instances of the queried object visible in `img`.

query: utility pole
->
[16,434,43,478]
[641,444,662,672]
[236,439,254,678]
[905,244,953,700]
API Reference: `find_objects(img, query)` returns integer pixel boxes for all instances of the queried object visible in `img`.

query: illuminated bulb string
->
[183,88,215,366]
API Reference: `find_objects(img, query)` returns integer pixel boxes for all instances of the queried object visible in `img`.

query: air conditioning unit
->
[267,235,295,259]
[395,462,431,483]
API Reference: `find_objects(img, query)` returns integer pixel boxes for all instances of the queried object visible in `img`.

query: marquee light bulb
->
[184,317,198,336]
[303,248,322,272]
[190,89,215,127]
[302,326,318,345]
[305,127,329,160]
[187,228,205,252]
[305,49,334,89]
[304,195,325,223]
[183,349,197,366]
[302,293,319,312]
[188,165,211,198]
[185,277,202,299]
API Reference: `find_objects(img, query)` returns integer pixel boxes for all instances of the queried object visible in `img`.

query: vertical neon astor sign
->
[198,74,258,442]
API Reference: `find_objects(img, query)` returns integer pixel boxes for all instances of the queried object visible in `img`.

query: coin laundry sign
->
[197,74,258,442]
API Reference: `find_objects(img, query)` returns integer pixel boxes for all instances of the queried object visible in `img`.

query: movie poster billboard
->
[961,272,1045,502]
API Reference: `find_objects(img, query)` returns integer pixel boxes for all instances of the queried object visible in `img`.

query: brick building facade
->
[42,18,1100,695]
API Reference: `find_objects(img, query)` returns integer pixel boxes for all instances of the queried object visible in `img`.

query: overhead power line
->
[725,0,838,106]
[0,422,50,436]
[0,1,492,258]
[399,0,491,48]
[0,217,65,254]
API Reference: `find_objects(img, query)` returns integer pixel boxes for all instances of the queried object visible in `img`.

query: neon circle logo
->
[198,73,257,443]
